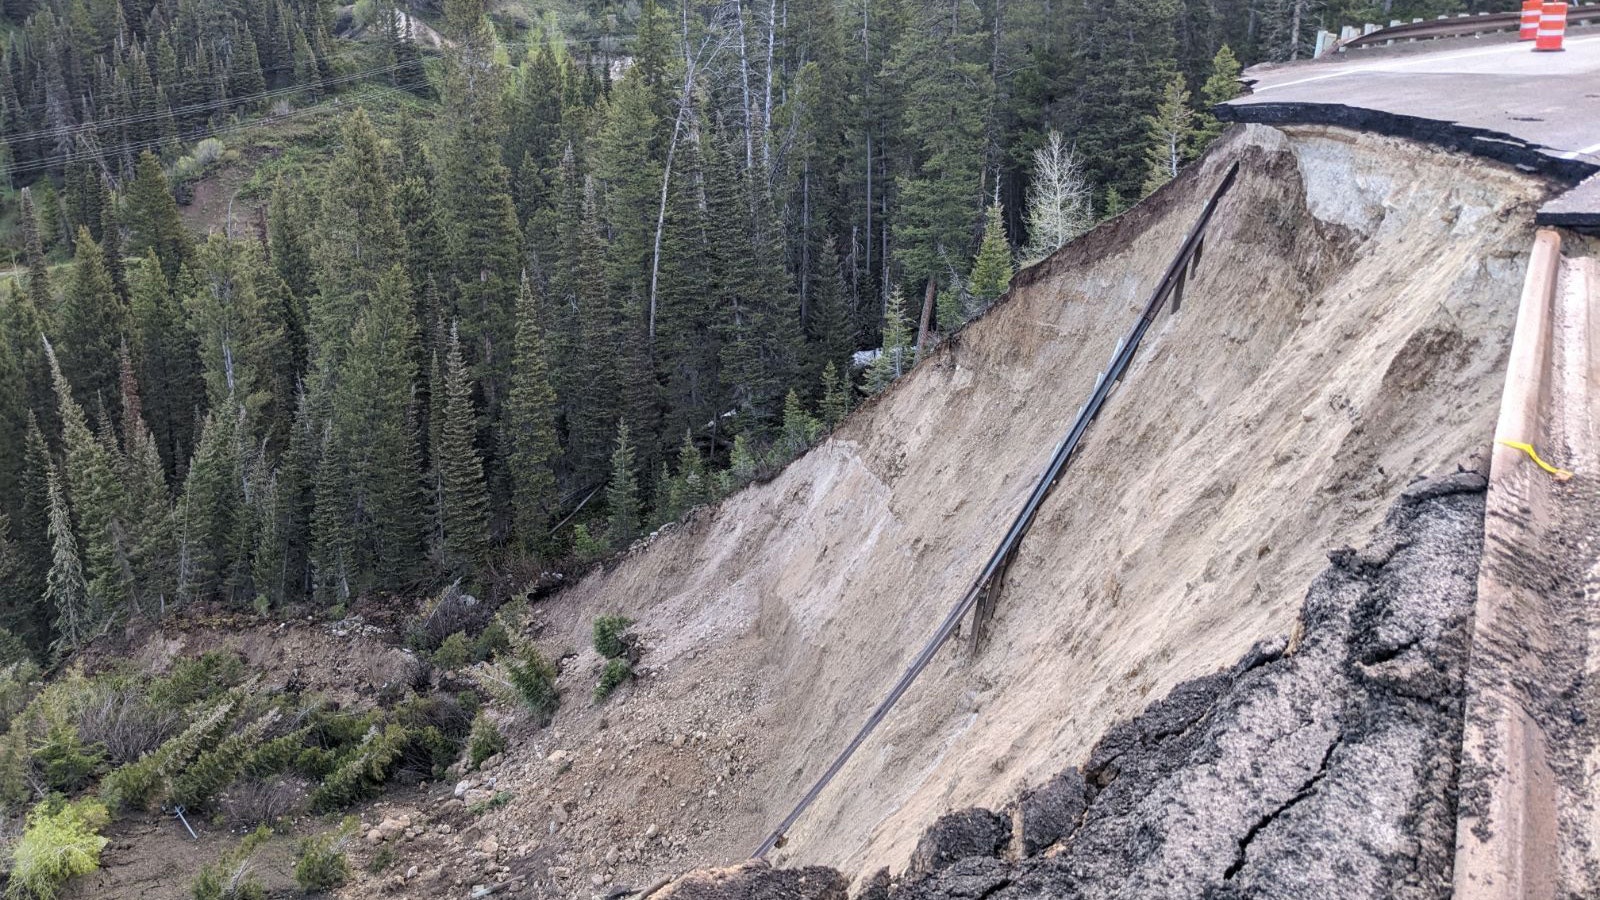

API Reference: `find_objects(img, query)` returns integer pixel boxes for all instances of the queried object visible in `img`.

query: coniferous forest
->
[0,0,1517,660]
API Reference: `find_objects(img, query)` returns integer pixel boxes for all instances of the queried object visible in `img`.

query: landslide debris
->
[660,472,1485,900]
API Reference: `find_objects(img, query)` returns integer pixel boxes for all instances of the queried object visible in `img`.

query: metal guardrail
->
[1321,4,1600,54]
[750,161,1243,860]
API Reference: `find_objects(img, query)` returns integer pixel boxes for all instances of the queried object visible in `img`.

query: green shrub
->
[592,616,633,660]
[466,713,504,770]
[308,725,409,812]
[505,649,559,725]
[149,653,246,711]
[466,790,513,815]
[293,826,352,893]
[0,726,30,806]
[242,727,311,778]
[594,659,633,702]
[572,524,606,562]
[6,798,110,900]
[432,632,470,670]
[0,659,41,722]
[190,825,270,900]
[367,845,395,875]
[471,620,510,662]
[34,722,104,793]
[99,756,161,813]
[170,712,278,810]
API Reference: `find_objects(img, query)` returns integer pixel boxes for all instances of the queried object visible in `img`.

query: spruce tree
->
[59,227,126,417]
[45,461,94,652]
[888,0,994,295]
[966,204,1014,314]
[128,252,201,478]
[604,420,640,549]
[184,234,286,422]
[438,324,491,577]
[806,236,855,381]
[312,110,406,365]
[435,0,522,421]
[178,403,241,604]
[819,361,849,427]
[507,276,561,549]
[46,338,133,619]
[333,264,423,588]
[124,151,192,281]
[118,346,177,615]
[863,285,912,396]
[1141,72,1195,197]
[1195,45,1242,149]
[8,414,54,656]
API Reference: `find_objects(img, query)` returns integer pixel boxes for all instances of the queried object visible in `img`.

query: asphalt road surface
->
[1224,32,1600,223]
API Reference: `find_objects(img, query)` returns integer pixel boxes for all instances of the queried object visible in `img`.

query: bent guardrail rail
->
[1314,3,1600,56]
[751,161,1242,860]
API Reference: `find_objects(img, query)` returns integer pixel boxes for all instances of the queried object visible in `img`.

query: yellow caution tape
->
[1496,439,1574,481]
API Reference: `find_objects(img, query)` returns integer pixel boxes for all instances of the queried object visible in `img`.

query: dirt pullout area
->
[657,474,1486,899]
[425,124,1547,896]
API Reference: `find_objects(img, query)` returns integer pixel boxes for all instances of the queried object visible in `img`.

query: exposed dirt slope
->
[652,473,1487,899]
[440,124,1548,896]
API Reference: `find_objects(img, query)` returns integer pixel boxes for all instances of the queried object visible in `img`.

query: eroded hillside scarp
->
[677,473,1486,899]
[453,125,1550,894]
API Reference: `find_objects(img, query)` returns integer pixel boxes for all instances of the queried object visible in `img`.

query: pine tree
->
[820,361,849,427]
[966,204,1014,314]
[58,227,126,417]
[44,460,94,652]
[184,234,286,422]
[506,276,560,549]
[438,324,491,576]
[128,252,202,478]
[46,338,133,619]
[311,110,406,365]
[888,0,994,294]
[178,403,241,604]
[333,264,423,588]
[1194,45,1242,149]
[604,420,640,549]
[863,285,912,396]
[1141,72,1195,197]
[118,346,177,615]
[123,151,192,281]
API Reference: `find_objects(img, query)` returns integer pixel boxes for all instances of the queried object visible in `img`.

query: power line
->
[4,58,428,146]
[4,77,430,178]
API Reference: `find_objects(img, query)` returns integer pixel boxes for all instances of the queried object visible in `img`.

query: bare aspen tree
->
[1022,130,1094,263]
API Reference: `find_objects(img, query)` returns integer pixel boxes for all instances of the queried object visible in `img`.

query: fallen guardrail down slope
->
[752,161,1243,859]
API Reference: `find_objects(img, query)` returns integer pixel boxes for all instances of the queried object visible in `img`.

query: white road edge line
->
[1557,141,1600,160]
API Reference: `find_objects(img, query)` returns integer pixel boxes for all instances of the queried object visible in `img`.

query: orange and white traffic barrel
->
[1521,0,1543,39]
[1535,1,1568,51]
